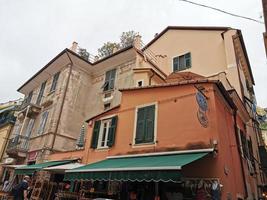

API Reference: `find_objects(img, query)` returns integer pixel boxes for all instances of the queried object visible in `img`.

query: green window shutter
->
[185,53,191,68]
[107,116,118,147]
[135,108,146,144]
[91,120,101,149]
[144,105,155,143]
[173,57,179,72]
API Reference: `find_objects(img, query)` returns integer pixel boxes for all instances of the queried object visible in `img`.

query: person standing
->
[11,176,31,200]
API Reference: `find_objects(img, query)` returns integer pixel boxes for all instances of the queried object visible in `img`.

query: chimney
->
[133,35,142,50]
[70,41,78,53]
[113,46,118,54]
[94,55,99,62]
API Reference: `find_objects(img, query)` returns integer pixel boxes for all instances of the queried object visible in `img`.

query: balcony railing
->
[0,115,16,127]
[6,135,29,156]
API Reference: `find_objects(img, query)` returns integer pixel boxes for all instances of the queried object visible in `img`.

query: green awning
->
[15,160,74,175]
[65,151,210,182]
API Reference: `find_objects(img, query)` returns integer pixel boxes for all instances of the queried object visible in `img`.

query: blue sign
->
[196,92,208,112]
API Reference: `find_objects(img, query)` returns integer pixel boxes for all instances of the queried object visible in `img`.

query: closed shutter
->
[107,116,118,147]
[144,105,155,142]
[135,107,146,144]
[91,120,101,149]
[103,69,116,91]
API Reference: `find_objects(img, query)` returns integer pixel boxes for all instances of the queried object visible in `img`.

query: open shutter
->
[107,116,118,147]
[91,120,101,149]
[173,57,179,71]
[185,53,191,68]
[145,105,155,143]
[135,108,146,144]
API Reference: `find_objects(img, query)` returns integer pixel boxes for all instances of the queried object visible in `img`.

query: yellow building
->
[0,101,20,163]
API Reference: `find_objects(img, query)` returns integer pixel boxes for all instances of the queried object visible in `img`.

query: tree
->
[78,48,90,61]
[120,31,139,48]
[97,42,120,58]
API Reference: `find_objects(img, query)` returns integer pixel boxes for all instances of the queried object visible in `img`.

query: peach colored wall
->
[82,83,253,199]
[47,149,84,161]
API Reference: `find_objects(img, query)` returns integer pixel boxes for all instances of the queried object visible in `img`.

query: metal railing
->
[0,115,16,126]
[7,135,30,152]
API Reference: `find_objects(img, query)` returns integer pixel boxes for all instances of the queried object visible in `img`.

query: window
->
[36,81,46,105]
[135,104,156,144]
[103,69,116,91]
[25,91,33,104]
[91,116,118,149]
[50,72,60,92]
[25,119,35,138]
[173,52,191,72]
[38,111,49,135]
[137,80,143,87]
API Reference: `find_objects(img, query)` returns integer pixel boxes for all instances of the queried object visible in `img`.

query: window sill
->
[47,90,55,96]
[95,147,110,151]
[132,142,156,148]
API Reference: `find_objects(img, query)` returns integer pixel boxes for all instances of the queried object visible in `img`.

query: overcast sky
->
[0,0,266,107]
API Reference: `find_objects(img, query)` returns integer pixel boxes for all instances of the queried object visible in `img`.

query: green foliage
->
[120,31,139,48]
[97,42,120,58]
[97,31,139,58]
[78,48,90,61]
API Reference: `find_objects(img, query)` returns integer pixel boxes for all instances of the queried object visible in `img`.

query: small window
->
[38,111,49,135]
[135,104,156,144]
[50,72,60,92]
[102,69,116,92]
[36,81,46,105]
[173,52,191,72]
[104,103,111,110]
[137,80,143,87]
[91,116,118,149]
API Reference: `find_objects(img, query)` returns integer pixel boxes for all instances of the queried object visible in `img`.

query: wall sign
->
[196,91,208,112]
[196,90,209,128]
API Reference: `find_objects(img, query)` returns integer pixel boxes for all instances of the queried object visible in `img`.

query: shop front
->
[64,149,221,200]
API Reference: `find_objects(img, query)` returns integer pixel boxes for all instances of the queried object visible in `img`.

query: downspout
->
[149,70,155,85]
[50,51,73,151]
[233,109,248,198]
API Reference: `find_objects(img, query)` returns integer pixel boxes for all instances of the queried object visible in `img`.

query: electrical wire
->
[178,0,264,24]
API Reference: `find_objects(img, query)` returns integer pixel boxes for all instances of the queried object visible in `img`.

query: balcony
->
[6,135,29,158]
[17,101,41,121]
[0,115,16,127]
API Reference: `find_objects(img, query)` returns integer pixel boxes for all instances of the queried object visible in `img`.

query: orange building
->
[61,77,263,200]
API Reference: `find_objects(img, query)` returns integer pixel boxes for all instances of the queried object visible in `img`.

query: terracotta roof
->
[143,26,232,49]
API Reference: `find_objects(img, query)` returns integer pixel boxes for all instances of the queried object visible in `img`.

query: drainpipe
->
[50,51,73,151]
[149,70,155,85]
[233,110,248,198]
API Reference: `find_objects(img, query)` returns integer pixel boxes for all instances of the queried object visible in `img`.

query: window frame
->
[37,110,49,135]
[132,102,158,147]
[50,72,60,93]
[26,91,33,104]
[103,69,116,92]
[97,118,113,149]
[172,52,191,72]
